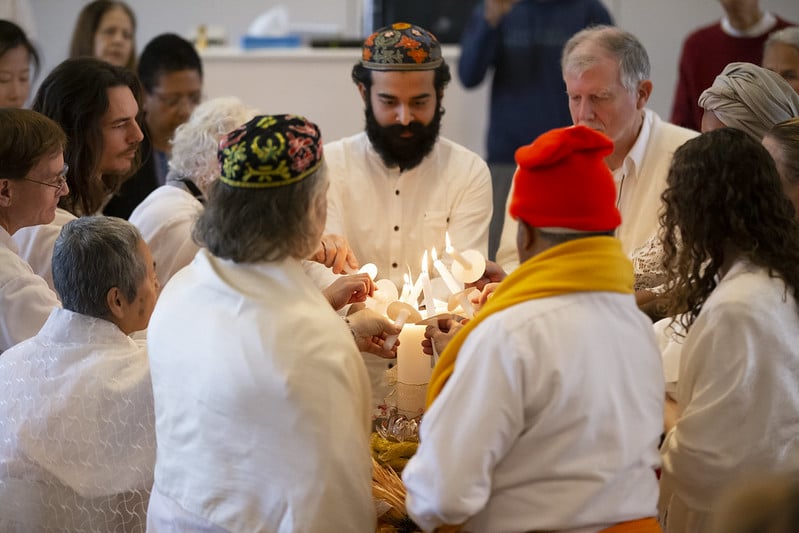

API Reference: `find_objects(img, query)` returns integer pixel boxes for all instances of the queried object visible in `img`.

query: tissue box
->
[241,34,302,49]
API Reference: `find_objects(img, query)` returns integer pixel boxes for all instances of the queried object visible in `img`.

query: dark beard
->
[364,101,442,172]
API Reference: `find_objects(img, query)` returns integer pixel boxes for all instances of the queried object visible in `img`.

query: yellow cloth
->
[426,236,634,408]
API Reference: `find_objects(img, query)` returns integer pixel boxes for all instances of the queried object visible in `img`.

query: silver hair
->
[562,25,651,93]
[52,216,146,319]
[167,97,259,194]
[765,26,799,53]
[193,164,328,263]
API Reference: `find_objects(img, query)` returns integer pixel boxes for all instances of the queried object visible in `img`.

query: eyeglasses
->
[23,164,69,195]
[151,91,203,109]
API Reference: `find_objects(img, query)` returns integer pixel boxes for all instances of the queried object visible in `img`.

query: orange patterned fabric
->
[600,517,662,533]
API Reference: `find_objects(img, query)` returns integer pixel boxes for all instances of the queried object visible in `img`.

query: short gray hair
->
[562,25,650,93]
[765,26,799,53]
[193,165,327,263]
[52,216,146,319]
[168,97,259,194]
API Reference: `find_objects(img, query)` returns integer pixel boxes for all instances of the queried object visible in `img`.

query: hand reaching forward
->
[422,316,466,356]
[323,274,375,311]
[347,308,402,359]
[311,234,359,274]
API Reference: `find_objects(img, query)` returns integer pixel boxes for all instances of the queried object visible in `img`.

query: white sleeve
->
[0,268,59,352]
[661,302,768,512]
[403,321,524,531]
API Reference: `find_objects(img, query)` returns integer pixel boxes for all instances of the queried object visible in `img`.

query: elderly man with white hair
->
[130,97,258,285]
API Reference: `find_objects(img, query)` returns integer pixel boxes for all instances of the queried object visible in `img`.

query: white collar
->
[721,11,777,38]
[0,225,18,254]
[612,108,654,184]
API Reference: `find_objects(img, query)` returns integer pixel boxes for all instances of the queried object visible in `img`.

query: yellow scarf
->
[426,236,633,408]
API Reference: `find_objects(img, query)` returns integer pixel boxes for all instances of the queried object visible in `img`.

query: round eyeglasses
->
[23,164,69,195]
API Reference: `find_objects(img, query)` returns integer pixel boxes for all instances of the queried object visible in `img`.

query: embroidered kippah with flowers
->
[361,22,443,71]
[218,114,323,189]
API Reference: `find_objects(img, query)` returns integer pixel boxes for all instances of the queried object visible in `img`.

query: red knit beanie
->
[509,125,621,232]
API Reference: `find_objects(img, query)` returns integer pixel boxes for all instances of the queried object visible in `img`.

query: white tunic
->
[11,207,77,291]
[0,226,59,353]
[659,259,799,533]
[324,132,492,287]
[146,250,375,532]
[403,292,664,532]
[0,308,155,531]
[129,184,204,286]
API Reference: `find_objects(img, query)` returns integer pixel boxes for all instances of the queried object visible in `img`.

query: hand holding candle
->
[384,301,423,352]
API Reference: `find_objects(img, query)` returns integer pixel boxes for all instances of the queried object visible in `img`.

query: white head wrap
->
[698,62,799,140]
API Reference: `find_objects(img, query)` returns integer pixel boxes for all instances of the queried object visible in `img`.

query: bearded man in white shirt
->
[324,22,493,289]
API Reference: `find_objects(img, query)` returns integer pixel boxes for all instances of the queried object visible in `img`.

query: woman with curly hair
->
[658,128,799,533]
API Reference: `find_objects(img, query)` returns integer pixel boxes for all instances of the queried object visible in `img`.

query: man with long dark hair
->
[12,57,144,289]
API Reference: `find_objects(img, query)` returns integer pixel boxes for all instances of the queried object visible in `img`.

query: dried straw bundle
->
[373,457,423,532]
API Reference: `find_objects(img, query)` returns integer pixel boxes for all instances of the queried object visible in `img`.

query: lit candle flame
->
[431,247,438,262]
[421,250,429,274]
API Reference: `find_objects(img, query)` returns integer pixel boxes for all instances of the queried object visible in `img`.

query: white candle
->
[457,292,475,318]
[420,251,436,319]
[431,247,462,295]
[406,270,423,308]
[445,231,472,269]
[398,273,412,303]
[397,324,431,385]
[383,308,411,352]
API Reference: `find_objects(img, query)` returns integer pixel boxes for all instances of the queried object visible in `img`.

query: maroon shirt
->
[670,16,794,131]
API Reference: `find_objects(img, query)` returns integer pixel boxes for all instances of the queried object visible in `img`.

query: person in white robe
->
[0,108,64,353]
[404,125,664,533]
[657,128,799,533]
[146,115,378,532]
[0,216,160,531]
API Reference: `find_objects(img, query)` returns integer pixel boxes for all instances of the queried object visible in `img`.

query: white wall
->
[23,0,799,156]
